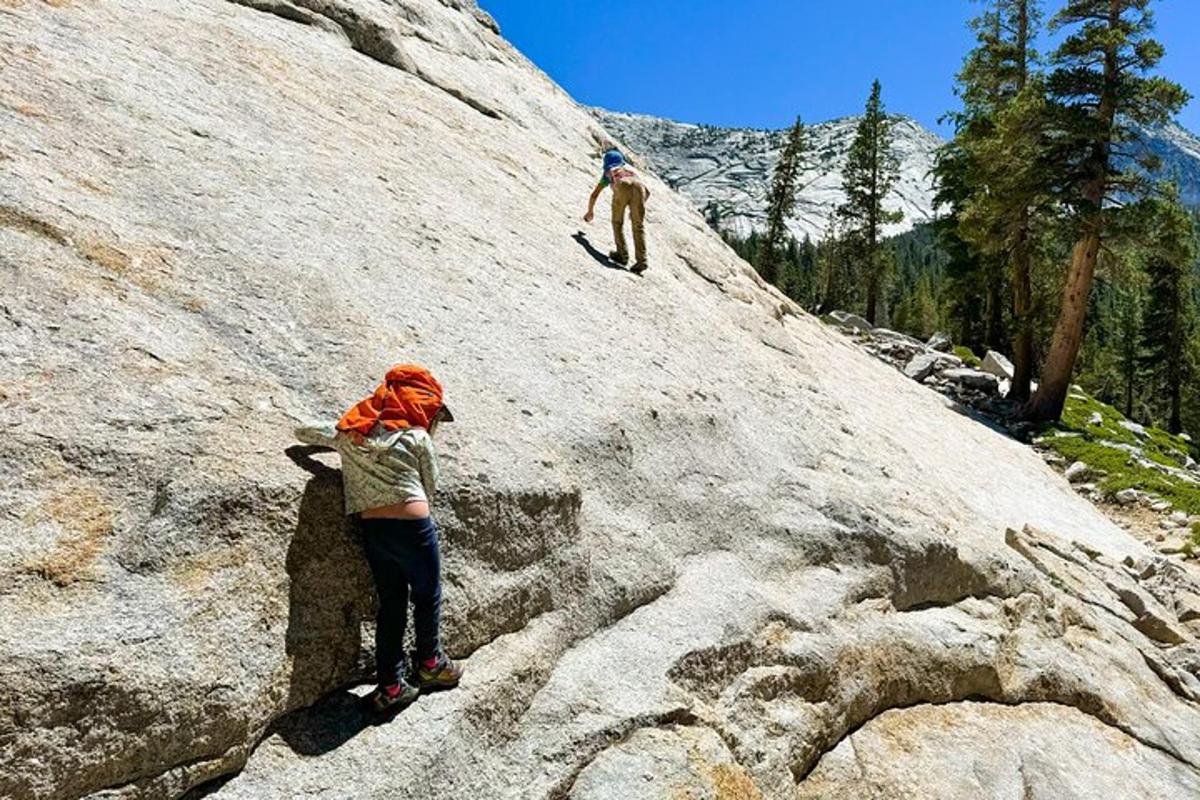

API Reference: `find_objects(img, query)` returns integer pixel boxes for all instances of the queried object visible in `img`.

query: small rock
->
[1115,488,1140,505]
[981,350,1015,381]
[1119,420,1147,438]
[941,368,1000,393]
[1160,520,1180,531]
[1133,611,1189,645]
[1177,595,1200,623]
[1152,501,1173,513]
[927,331,953,352]
[1170,511,1188,525]
[903,352,960,382]
[1064,461,1090,483]
[873,328,926,348]
[828,310,873,332]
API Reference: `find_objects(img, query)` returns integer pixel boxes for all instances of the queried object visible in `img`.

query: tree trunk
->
[1124,366,1134,419]
[1168,343,1183,434]
[1010,224,1034,402]
[865,272,878,324]
[1023,0,1118,423]
[1170,387,1182,434]
[1023,231,1101,421]
[985,275,1005,352]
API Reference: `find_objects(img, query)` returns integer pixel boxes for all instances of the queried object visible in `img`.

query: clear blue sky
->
[482,1,1200,136]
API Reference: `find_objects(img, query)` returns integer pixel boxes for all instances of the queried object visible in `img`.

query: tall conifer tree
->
[758,117,808,285]
[950,0,1047,401]
[838,80,901,324]
[1140,194,1198,433]
[1024,0,1189,421]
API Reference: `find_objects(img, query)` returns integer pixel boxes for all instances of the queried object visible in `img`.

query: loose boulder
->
[827,310,874,332]
[1065,461,1091,483]
[927,331,953,352]
[942,368,1001,393]
[904,351,962,382]
[981,350,1015,381]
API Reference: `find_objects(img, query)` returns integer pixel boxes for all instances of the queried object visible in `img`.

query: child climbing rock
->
[584,148,650,273]
[294,364,462,714]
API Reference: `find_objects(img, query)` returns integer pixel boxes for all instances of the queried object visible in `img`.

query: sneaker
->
[364,681,419,713]
[608,250,629,266]
[630,261,648,275]
[416,652,463,691]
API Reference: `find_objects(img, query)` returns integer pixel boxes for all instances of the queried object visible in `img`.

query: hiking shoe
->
[364,681,419,714]
[630,261,648,275]
[416,653,463,691]
[608,250,629,266]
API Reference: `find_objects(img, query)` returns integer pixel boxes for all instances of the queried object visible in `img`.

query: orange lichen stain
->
[80,238,132,273]
[708,763,763,800]
[80,237,174,296]
[26,486,115,586]
[0,205,68,244]
[60,170,109,194]
[172,545,251,592]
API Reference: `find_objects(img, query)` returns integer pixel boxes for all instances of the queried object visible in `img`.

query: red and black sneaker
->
[416,652,463,692]
[364,681,419,713]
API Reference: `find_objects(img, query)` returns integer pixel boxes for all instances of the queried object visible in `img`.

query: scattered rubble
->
[823,312,1200,564]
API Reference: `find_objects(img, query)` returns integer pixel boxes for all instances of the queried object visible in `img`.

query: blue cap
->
[602,149,625,171]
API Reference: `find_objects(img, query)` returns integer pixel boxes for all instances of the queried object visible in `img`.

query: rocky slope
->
[3,2,1200,799]
[593,108,1200,240]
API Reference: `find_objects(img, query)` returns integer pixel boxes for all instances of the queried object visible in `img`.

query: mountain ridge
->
[593,106,1200,241]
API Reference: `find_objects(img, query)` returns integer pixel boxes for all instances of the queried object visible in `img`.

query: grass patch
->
[1039,392,1200,515]
[953,346,981,368]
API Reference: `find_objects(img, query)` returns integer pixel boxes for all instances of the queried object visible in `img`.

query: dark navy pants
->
[360,517,443,686]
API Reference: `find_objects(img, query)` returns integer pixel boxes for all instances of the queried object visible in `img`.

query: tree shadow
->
[277,445,379,755]
[572,230,624,270]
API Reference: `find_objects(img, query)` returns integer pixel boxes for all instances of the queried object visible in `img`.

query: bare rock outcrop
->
[3,2,1200,798]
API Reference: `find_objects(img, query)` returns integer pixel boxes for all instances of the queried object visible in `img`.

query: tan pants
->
[611,179,647,264]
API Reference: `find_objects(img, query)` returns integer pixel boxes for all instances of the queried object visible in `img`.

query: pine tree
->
[758,117,808,285]
[944,0,1048,401]
[838,80,902,324]
[1023,0,1190,422]
[1114,283,1145,419]
[816,220,863,314]
[1140,194,1198,433]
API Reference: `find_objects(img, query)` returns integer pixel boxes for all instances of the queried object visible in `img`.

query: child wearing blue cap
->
[584,148,650,274]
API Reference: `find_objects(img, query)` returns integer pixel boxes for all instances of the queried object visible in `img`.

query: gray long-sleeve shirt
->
[294,422,439,515]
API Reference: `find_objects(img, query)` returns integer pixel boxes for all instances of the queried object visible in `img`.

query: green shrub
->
[1039,392,1200,515]
[953,346,982,368]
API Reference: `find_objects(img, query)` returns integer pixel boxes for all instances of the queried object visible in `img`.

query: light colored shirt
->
[294,422,439,515]
[598,163,640,189]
